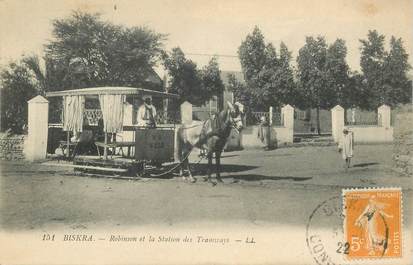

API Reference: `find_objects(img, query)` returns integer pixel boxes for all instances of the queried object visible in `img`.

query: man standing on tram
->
[136,95,162,168]
[137,95,157,128]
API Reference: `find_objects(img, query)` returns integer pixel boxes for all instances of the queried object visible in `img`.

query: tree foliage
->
[382,36,412,106]
[359,30,387,109]
[200,57,225,109]
[238,27,268,83]
[296,36,353,133]
[238,27,274,110]
[0,61,39,133]
[296,36,329,110]
[324,39,351,108]
[359,30,411,109]
[44,11,166,90]
[227,73,250,107]
[238,27,298,111]
[273,42,298,107]
[163,47,224,106]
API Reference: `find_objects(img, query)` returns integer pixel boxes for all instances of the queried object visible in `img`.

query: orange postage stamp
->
[343,188,402,259]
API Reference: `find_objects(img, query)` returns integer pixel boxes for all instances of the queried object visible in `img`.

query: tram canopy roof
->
[45,86,179,99]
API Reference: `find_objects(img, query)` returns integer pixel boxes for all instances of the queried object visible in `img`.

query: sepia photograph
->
[0,0,412,264]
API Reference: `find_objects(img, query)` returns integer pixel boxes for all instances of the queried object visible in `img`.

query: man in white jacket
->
[137,96,157,128]
[338,128,354,170]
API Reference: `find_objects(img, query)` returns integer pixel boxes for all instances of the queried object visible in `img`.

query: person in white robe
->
[258,115,271,150]
[338,128,354,169]
[137,96,157,127]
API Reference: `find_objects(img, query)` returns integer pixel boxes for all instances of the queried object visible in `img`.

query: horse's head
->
[227,101,245,132]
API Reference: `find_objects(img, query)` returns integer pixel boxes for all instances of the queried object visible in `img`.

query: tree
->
[0,61,39,133]
[227,73,250,107]
[325,39,351,108]
[296,36,329,134]
[238,27,278,110]
[163,48,202,104]
[44,11,166,90]
[382,36,412,106]
[163,48,224,106]
[21,55,68,122]
[359,30,387,109]
[238,27,268,82]
[272,42,298,107]
[238,27,301,110]
[200,57,225,109]
[359,30,412,109]
[347,71,368,109]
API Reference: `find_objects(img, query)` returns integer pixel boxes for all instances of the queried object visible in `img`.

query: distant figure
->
[258,116,271,150]
[338,128,354,169]
[137,95,157,128]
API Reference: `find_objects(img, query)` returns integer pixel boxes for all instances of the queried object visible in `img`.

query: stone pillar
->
[25,95,49,161]
[180,101,192,125]
[281,104,294,143]
[331,105,345,143]
[378,104,391,128]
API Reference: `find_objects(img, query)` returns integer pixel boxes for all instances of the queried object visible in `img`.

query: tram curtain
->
[98,94,125,133]
[63,95,85,132]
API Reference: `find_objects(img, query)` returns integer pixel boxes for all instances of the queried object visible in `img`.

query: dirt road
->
[1,144,411,230]
[1,144,412,264]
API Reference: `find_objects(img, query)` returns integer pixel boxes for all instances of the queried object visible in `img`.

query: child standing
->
[338,128,354,170]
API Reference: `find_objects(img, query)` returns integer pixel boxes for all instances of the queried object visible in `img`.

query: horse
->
[177,101,244,185]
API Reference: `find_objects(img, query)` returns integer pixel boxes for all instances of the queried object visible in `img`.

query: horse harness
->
[198,110,232,147]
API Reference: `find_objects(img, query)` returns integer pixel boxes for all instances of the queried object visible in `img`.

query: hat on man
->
[142,95,152,104]
[142,95,152,100]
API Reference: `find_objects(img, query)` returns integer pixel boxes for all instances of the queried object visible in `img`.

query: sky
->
[0,0,412,75]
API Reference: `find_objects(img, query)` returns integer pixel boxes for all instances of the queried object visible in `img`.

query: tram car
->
[46,87,182,178]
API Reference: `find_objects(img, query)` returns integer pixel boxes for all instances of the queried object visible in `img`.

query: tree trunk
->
[316,107,321,135]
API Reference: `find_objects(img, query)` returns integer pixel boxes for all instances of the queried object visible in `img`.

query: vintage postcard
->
[0,0,412,264]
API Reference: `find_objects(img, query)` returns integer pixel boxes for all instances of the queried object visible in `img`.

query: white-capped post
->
[331,105,345,143]
[281,104,294,143]
[180,101,192,125]
[26,95,49,161]
[378,104,391,128]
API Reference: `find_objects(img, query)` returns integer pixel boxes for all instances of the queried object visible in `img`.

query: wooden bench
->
[95,141,135,159]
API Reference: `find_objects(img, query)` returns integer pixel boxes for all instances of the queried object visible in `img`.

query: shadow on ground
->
[191,164,258,174]
[222,174,312,182]
[352,162,379,168]
[220,154,239,158]
[190,164,312,182]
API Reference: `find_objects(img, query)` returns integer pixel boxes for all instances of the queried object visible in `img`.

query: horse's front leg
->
[215,152,223,182]
[180,149,188,181]
[206,153,216,186]
[185,156,196,183]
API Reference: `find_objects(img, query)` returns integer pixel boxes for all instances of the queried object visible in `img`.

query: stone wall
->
[0,133,26,160]
[345,126,393,143]
[393,105,413,176]
[332,104,393,143]
[240,125,292,149]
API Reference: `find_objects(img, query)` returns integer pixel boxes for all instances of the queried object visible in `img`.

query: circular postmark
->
[306,195,347,265]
